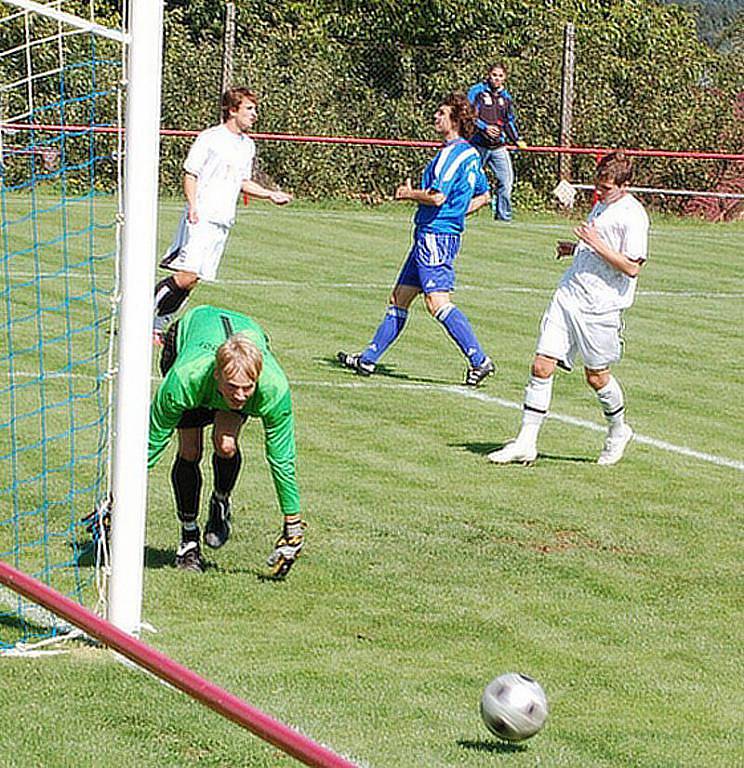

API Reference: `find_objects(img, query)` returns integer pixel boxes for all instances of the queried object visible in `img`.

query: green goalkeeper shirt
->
[148,305,299,515]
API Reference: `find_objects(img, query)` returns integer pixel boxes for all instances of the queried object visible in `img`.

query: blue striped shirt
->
[414,138,488,235]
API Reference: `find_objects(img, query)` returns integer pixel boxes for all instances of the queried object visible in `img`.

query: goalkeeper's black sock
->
[180,523,199,543]
[154,275,190,320]
[212,450,241,498]
[171,455,202,528]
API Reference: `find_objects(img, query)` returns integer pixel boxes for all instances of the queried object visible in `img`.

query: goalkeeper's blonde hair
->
[216,334,263,382]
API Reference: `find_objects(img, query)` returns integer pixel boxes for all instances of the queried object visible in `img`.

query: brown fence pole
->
[220,1,236,111]
[559,22,575,182]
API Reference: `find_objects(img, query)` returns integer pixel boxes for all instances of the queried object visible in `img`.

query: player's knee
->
[213,434,238,459]
[178,445,202,463]
[425,295,448,317]
[390,289,410,308]
[531,357,555,379]
[585,368,609,390]
[176,272,199,290]
[390,284,418,309]
[425,298,439,317]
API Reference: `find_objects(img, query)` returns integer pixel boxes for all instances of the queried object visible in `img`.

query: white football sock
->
[516,375,553,447]
[595,376,626,436]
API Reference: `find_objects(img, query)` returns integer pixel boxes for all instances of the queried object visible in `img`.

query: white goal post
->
[0,0,162,644]
[108,0,164,636]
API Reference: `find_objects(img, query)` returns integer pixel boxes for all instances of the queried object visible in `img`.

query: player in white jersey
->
[153,87,292,341]
[488,151,649,466]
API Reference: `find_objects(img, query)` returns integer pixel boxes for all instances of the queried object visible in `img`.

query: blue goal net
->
[0,1,123,650]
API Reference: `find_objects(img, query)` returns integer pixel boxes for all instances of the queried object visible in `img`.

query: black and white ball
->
[480,672,549,742]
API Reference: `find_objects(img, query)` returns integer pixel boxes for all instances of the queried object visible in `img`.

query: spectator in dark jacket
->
[468,63,526,221]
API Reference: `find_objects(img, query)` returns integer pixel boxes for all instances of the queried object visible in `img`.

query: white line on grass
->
[9,271,741,300]
[4,196,742,247]
[6,369,743,471]
[225,280,743,300]
[4,194,742,230]
[295,378,744,472]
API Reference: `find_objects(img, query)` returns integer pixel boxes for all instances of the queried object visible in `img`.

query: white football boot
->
[487,441,538,466]
[597,424,634,466]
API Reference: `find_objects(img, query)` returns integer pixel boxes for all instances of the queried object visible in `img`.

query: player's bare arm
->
[466,191,490,215]
[574,223,643,277]
[241,179,293,205]
[183,172,199,223]
[395,177,445,206]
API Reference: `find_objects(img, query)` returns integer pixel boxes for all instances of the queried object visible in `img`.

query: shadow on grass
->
[140,547,291,579]
[457,738,527,754]
[144,546,241,574]
[452,441,594,464]
[0,607,84,647]
[0,612,42,636]
[144,545,177,569]
[74,542,95,568]
[316,355,453,386]
[72,542,179,571]
[75,543,292,580]
[199,565,289,583]
[201,562,278,580]
[255,571,289,584]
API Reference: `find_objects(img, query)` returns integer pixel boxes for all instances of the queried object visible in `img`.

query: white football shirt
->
[183,124,256,227]
[559,193,649,313]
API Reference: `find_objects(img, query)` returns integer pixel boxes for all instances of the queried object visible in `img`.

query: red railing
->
[0,559,357,768]
[3,122,743,161]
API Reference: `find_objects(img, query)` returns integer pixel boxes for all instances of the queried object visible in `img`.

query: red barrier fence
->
[0,559,357,768]
[3,122,743,161]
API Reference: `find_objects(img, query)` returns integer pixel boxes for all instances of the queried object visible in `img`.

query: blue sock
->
[361,305,408,364]
[435,303,486,366]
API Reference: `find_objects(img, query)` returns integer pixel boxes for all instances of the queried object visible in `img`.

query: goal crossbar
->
[0,559,357,768]
[2,0,129,43]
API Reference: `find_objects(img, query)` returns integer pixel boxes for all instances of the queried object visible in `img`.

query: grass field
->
[1,197,743,767]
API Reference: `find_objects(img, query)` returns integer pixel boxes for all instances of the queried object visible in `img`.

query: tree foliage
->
[7,0,734,204]
[661,0,743,49]
[155,0,737,205]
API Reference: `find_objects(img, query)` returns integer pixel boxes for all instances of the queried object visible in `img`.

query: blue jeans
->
[476,145,514,221]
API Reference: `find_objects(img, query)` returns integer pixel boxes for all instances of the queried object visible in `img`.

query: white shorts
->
[159,214,230,282]
[536,289,624,372]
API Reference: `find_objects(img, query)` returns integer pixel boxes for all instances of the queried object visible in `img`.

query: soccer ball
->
[480,672,549,742]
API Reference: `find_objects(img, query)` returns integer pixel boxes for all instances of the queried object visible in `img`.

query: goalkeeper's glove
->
[516,140,528,150]
[267,518,307,578]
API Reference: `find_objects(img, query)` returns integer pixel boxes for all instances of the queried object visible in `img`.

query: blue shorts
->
[397,230,461,294]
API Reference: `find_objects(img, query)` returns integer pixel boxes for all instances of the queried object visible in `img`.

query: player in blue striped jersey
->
[338,92,495,386]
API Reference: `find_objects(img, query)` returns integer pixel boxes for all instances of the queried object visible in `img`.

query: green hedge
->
[3,1,740,204]
[157,1,742,206]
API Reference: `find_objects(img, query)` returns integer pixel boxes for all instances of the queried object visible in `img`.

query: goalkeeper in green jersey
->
[149,304,304,576]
